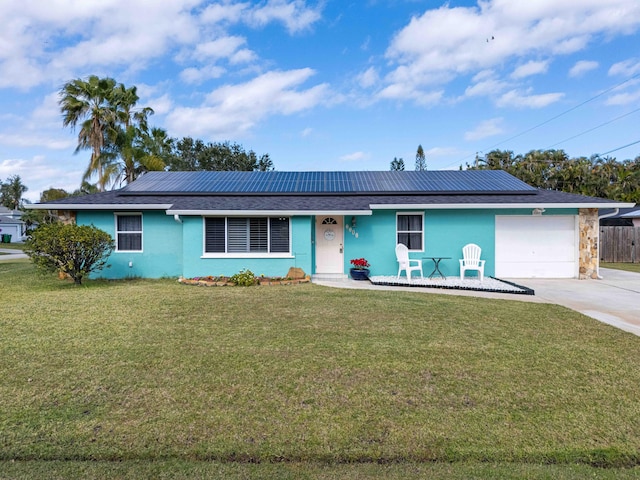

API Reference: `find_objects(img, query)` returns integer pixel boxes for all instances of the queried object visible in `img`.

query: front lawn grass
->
[601,262,640,274]
[1,260,639,478]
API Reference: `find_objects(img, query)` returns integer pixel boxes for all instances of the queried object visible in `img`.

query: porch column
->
[578,208,599,279]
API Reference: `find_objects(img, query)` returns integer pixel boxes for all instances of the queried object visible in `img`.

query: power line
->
[543,106,640,150]
[599,139,640,157]
[453,70,640,167]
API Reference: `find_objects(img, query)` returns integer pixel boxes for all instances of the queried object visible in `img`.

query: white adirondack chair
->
[396,243,423,281]
[459,243,485,282]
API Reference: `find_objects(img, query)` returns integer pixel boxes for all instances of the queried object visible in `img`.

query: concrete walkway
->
[0,248,27,261]
[315,268,640,337]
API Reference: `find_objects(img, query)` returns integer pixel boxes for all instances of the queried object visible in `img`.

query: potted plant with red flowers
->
[349,257,370,280]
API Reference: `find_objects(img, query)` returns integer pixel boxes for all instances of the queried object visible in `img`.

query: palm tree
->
[110,125,166,186]
[0,175,28,210]
[59,76,119,191]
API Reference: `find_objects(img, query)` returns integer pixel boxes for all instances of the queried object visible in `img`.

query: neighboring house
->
[28,170,634,280]
[0,206,26,242]
[600,206,640,227]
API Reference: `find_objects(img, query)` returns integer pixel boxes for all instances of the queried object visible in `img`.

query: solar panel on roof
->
[123,170,537,195]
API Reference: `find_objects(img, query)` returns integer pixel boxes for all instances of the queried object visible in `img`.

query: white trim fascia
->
[370,202,636,210]
[167,209,373,216]
[25,203,173,210]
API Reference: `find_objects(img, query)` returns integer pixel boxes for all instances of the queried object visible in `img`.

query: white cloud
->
[166,68,330,138]
[340,151,370,162]
[511,60,549,79]
[357,67,379,89]
[180,65,227,84]
[464,77,510,98]
[147,94,173,116]
[497,89,564,108]
[377,84,444,106]
[569,60,599,77]
[464,118,505,141]
[604,89,640,106]
[301,127,313,137]
[0,0,322,90]
[0,133,71,151]
[609,58,640,77]
[382,0,640,102]
[0,156,84,203]
[248,0,323,33]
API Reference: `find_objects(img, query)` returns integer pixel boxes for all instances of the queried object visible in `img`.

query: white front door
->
[315,216,344,274]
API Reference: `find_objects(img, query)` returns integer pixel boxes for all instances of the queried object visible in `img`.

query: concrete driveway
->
[508,268,640,337]
[318,268,640,337]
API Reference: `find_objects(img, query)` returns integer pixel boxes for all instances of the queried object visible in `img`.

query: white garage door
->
[495,216,578,278]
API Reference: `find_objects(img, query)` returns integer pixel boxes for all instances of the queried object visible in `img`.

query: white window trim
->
[115,212,143,253]
[201,253,295,259]
[396,211,424,252]
[202,216,292,256]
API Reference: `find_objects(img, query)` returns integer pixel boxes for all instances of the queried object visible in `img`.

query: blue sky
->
[2,0,640,202]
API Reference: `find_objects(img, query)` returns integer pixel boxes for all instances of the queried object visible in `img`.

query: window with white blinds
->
[205,217,290,254]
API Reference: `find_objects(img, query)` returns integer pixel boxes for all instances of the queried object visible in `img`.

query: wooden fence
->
[599,226,640,263]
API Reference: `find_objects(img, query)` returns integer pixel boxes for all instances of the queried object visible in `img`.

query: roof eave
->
[167,209,373,216]
[25,203,174,210]
[370,202,636,210]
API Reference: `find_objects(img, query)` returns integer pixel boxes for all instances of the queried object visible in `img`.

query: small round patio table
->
[423,257,451,279]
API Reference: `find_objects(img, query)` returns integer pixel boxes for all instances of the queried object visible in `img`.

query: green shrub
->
[230,268,257,286]
[24,223,115,285]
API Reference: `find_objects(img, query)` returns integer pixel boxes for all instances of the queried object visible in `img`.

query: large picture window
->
[205,217,290,254]
[115,214,142,252]
[397,213,423,251]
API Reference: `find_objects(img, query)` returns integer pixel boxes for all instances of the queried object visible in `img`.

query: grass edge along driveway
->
[1,260,639,478]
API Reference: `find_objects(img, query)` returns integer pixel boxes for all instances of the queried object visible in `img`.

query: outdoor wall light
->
[346,217,359,238]
[532,208,545,216]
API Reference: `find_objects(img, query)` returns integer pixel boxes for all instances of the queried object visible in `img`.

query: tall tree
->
[470,148,640,203]
[390,157,405,171]
[165,138,273,172]
[415,144,427,171]
[0,175,28,210]
[60,76,158,190]
[59,76,119,191]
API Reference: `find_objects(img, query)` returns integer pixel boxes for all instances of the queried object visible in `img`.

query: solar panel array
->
[123,170,537,194]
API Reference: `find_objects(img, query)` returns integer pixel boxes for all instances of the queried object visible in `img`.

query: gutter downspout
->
[173,214,182,224]
[596,208,619,279]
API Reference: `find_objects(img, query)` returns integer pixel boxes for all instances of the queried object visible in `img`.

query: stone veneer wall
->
[57,210,77,225]
[579,208,599,279]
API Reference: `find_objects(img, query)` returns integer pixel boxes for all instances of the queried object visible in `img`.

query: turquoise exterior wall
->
[181,215,313,279]
[77,210,183,279]
[342,208,578,278]
[77,207,577,280]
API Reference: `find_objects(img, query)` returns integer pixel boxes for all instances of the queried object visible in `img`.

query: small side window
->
[397,213,423,251]
[116,214,142,252]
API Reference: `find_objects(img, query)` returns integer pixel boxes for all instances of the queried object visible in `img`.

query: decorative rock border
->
[178,275,311,287]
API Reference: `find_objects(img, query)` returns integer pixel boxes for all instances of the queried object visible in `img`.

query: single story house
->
[0,206,26,242]
[29,170,634,280]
